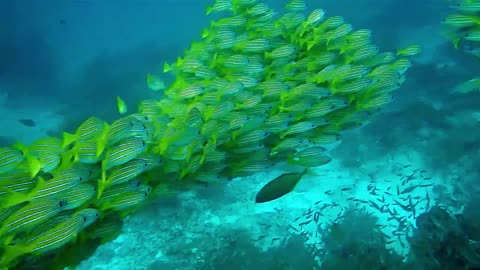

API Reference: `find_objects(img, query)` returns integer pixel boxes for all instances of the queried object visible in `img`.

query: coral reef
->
[407,206,480,270]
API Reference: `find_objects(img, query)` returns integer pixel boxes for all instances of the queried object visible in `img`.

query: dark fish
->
[18,119,36,127]
[271,238,281,244]
[299,220,313,226]
[313,211,320,223]
[255,170,306,203]
[401,184,420,194]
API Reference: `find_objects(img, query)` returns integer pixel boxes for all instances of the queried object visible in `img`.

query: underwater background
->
[0,0,479,269]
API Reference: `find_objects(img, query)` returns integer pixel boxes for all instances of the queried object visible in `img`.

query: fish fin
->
[0,242,29,267]
[98,162,107,198]
[146,73,152,86]
[163,62,172,73]
[96,124,109,157]
[59,150,74,170]
[26,157,42,178]
[12,141,27,152]
[0,187,30,209]
[62,132,76,148]
[205,5,214,16]
[73,152,80,163]
[97,179,106,199]
[2,234,16,246]
[116,96,127,115]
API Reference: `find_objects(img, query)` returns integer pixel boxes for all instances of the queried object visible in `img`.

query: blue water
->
[1,0,479,269]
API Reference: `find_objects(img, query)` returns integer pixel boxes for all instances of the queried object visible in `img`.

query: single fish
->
[0,198,67,236]
[0,208,99,265]
[255,170,307,203]
[62,117,106,148]
[116,96,127,115]
[18,119,36,127]
[146,73,165,91]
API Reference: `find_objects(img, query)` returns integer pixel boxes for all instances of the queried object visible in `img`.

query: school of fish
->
[445,0,480,93]
[0,0,415,268]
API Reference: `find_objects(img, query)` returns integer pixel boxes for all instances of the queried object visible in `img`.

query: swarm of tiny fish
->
[0,0,413,268]
[444,0,480,94]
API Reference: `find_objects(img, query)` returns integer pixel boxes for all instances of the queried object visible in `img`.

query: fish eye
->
[83,217,87,222]
[79,177,83,181]
[142,141,146,146]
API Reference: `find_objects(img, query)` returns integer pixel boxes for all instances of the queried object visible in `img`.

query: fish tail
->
[98,163,107,199]
[163,62,172,73]
[96,137,107,158]
[97,179,106,199]
[73,152,80,163]
[27,157,42,178]
[199,153,206,165]
[0,243,28,267]
[0,187,29,209]
[205,5,213,16]
[146,73,152,85]
[62,132,76,148]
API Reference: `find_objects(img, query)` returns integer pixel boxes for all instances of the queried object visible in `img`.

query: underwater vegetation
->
[318,208,407,270]
[408,205,480,270]
[196,228,318,270]
[0,0,421,268]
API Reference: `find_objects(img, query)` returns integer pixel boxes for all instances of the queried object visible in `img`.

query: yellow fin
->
[95,123,110,157]
[62,132,77,148]
[26,157,42,177]
[116,96,127,115]
[0,187,31,209]
[0,242,29,267]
